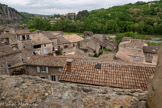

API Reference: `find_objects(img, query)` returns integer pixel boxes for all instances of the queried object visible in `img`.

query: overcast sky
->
[0,0,155,15]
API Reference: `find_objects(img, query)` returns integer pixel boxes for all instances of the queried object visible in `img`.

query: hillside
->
[0,3,23,24]
[52,0,162,35]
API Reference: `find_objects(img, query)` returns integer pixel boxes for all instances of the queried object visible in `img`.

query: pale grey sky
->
[0,0,155,15]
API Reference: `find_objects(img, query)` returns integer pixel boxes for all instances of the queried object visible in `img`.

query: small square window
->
[40,66,48,73]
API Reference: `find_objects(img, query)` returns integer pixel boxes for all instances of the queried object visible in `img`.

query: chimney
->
[66,59,73,72]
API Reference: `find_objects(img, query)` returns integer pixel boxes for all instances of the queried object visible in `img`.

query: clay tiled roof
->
[16,29,30,35]
[63,34,83,43]
[26,55,67,67]
[0,33,16,38]
[59,60,155,90]
[57,36,70,45]
[30,33,52,45]
[43,31,64,39]
[0,45,20,56]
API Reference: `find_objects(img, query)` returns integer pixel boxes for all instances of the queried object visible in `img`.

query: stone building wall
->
[0,52,22,75]
[116,46,145,63]
[5,53,22,66]
[17,40,32,50]
[26,65,63,80]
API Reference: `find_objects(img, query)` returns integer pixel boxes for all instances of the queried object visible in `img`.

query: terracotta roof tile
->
[26,55,67,67]
[0,45,20,56]
[30,33,52,45]
[59,60,155,90]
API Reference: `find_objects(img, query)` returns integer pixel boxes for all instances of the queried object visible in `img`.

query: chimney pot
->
[66,59,73,72]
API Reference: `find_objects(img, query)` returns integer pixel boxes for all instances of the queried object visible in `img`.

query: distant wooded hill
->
[51,0,162,35]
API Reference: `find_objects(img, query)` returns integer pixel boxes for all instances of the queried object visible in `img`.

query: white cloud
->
[0,0,155,15]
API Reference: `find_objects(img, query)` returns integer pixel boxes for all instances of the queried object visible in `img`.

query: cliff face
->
[0,76,147,108]
[0,4,23,24]
[147,44,162,108]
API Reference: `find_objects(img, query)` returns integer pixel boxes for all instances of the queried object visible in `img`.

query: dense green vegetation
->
[20,12,35,24]
[147,41,161,45]
[27,16,51,31]
[115,32,150,44]
[52,0,162,35]
[25,0,162,36]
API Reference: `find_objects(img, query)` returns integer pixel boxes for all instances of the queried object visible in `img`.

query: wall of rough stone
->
[0,75,148,108]
[0,53,22,75]
[26,66,62,79]
[147,44,162,108]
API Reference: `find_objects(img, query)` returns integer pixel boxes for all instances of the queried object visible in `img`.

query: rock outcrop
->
[147,44,162,108]
[0,75,147,108]
[0,4,23,24]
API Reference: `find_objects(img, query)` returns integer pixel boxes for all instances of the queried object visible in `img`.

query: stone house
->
[56,36,72,55]
[0,45,22,75]
[9,56,68,81]
[55,34,83,56]
[0,33,17,46]
[50,18,61,25]
[79,38,100,56]
[43,31,64,54]
[63,34,83,48]
[30,31,53,55]
[116,39,148,64]
[117,38,159,65]
[143,45,159,65]
[62,34,83,55]
[16,30,33,50]
[79,34,117,56]
[93,34,117,51]
[59,59,155,91]
[64,13,76,20]
[84,31,93,39]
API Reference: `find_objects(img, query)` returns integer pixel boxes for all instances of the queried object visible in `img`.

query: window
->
[36,66,48,73]
[27,35,30,40]
[44,44,46,47]
[51,76,58,81]
[22,35,25,40]
[64,45,68,49]
[40,66,48,73]
[33,45,41,49]
[40,77,46,79]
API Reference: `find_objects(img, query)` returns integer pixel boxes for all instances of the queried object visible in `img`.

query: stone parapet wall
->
[0,75,147,108]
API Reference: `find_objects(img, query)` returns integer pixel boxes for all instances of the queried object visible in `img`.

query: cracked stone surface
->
[0,75,147,108]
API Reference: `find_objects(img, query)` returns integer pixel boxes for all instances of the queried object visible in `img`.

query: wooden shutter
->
[37,67,40,72]
[46,67,48,73]
[20,36,22,41]
[55,76,58,81]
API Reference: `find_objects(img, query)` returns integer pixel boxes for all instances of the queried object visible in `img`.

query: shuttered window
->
[51,76,59,81]
[39,66,49,73]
